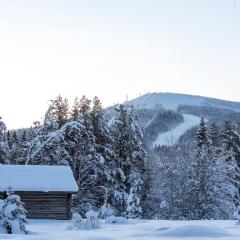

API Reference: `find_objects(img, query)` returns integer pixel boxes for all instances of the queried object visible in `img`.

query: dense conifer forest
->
[1,95,240,220]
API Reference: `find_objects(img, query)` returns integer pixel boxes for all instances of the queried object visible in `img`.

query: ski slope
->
[154,114,201,146]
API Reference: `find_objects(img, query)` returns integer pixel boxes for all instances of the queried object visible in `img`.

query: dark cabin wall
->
[0,191,72,220]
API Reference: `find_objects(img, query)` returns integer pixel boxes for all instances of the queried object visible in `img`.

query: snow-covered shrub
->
[126,188,142,218]
[68,211,100,230]
[233,206,240,224]
[0,199,7,234]
[85,210,99,229]
[160,200,167,210]
[1,194,28,234]
[105,216,128,224]
[0,221,7,234]
[68,213,84,230]
[98,203,114,219]
[0,199,3,217]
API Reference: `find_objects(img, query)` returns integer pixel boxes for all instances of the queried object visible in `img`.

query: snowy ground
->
[154,114,201,146]
[1,219,240,240]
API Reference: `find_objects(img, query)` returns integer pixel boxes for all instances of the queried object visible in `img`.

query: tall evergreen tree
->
[188,118,213,219]
[64,120,102,215]
[221,120,240,209]
[26,104,67,165]
[90,97,119,213]
[79,96,91,117]
[112,105,146,218]
[222,120,240,165]
[50,95,69,127]
[208,122,221,148]
[67,96,105,214]
[0,117,10,164]
[70,97,81,121]
[196,117,208,151]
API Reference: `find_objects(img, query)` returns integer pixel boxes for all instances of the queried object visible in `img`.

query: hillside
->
[124,92,240,147]
[128,92,240,112]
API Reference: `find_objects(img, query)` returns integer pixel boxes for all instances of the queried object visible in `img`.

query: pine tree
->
[50,95,69,127]
[71,97,81,121]
[43,104,59,133]
[78,95,93,133]
[79,96,91,117]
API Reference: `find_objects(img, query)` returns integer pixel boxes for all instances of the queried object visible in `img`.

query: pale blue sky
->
[0,0,240,129]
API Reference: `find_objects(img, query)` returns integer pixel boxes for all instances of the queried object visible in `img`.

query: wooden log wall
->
[0,191,72,220]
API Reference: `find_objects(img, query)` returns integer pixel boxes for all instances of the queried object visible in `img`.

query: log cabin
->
[0,165,78,220]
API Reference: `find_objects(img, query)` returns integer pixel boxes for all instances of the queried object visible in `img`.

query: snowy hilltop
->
[116,92,240,148]
[127,92,240,112]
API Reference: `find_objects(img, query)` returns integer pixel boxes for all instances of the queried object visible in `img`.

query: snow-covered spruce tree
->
[195,117,209,153]
[144,145,193,220]
[208,122,221,149]
[79,95,91,117]
[222,120,240,166]
[67,96,104,215]
[26,104,71,166]
[161,149,192,220]
[50,95,69,127]
[6,131,17,164]
[70,97,81,121]
[2,193,28,234]
[126,107,146,218]
[141,150,158,219]
[11,129,33,165]
[90,96,118,213]
[0,117,10,164]
[188,117,213,219]
[112,105,146,218]
[207,121,237,219]
[64,121,101,214]
[188,118,237,220]
[207,122,232,218]
[221,120,240,210]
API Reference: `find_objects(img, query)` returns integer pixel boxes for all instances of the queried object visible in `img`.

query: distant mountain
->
[127,92,240,112]
[121,92,240,147]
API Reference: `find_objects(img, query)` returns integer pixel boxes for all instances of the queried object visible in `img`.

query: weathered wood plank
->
[0,191,72,220]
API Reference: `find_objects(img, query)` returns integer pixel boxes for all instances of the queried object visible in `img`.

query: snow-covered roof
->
[0,165,78,193]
